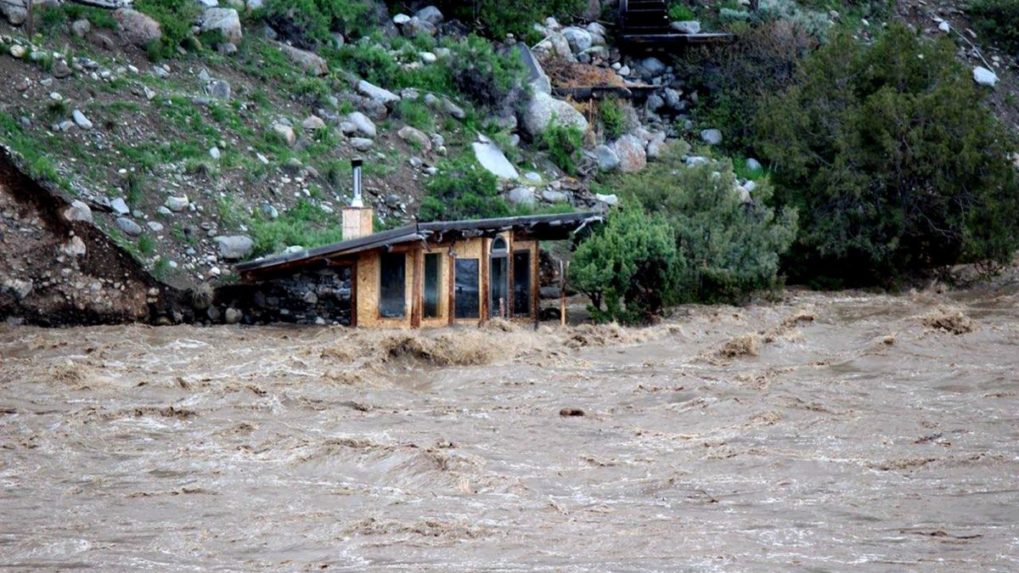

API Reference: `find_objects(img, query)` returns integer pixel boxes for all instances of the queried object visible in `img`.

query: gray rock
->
[541,189,569,203]
[116,217,143,237]
[521,91,589,137]
[685,155,709,166]
[472,140,519,179]
[278,43,329,76]
[209,146,221,159]
[595,193,619,206]
[224,307,243,324]
[415,5,443,24]
[393,13,411,25]
[208,79,231,99]
[214,235,254,260]
[398,126,431,152]
[746,157,763,172]
[671,20,701,34]
[357,80,400,106]
[442,98,465,119]
[646,132,668,160]
[594,144,620,172]
[700,128,723,145]
[147,221,165,232]
[110,197,131,215]
[523,171,543,184]
[260,203,279,219]
[507,187,536,206]
[349,137,374,151]
[646,93,665,111]
[69,109,92,130]
[301,115,326,130]
[272,122,296,146]
[973,66,998,88]
[562,26,593,54]
[1,0,27,25]
[401,16,436,37]
[347,112,377,138]
[664,88,684,109]
[63,200,94,224]
[62,236,87,257]
[165,196,189,212]
[52,60,73,79]
[419,51,437,64]
[613,134,647,173]
[640,57,666,77]
[200,7,243,44]
[114,9,162,46]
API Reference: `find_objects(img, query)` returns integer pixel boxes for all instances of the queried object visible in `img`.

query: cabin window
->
[490,238,509,318]
[379,252,406,318]
[454,258,480,319]
[423,253,442,319]
[513,250,531,317]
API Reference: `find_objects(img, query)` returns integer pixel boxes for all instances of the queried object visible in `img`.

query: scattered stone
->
[973,66,998,88]
[208,79,231,99]
[61,236,87,258]
[349,137,374,151]
[507,187,536,206]
[562,26,593,53]
[639,56,666,77]
[418,51,437,64]
[63,200,93,224]
[9,44,26,59]
[1,0,27,25]
[72,109,93,130]
[613,135,647,173]
[116,217,143,237]
[700,129,723,145]
[472,140,519,179]
[347,112,377,138]
[301,115,326,130]
[401,16,436,37]
[110,197,131,215]
[542,189,568,203]
[271,122,296,146]
[595,193,619,206]
[938,21,950,33]
[277,43,328,76]
[521,91,589,137]
[200,7,243,44]
[398,125,432,152]
[393,13,411,25]
[415,5,444,25]
[165,196,189,212]
[746,157,763,172]
[594,144,620,172]
[224,307,243,324]
[357,80,401,106]
[147,221,164,232]
[114,8,162,46]
[214,235,254,260]
[52,60,72,79]
[260,203,279,219]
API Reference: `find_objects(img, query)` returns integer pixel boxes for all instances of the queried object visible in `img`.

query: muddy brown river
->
[1,283,1018,571]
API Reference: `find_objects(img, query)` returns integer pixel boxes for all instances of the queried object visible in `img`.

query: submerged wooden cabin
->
[235,161,602,328]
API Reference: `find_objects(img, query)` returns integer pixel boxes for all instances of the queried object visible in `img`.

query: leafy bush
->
[571,204,683,324]
[333,38,402,86]
[396,98,434,131]
[446,35,524,110]
[540,120,584,175]
[430,0,585,38]
[756,26,1019,284]
[667,2,696,21]
[607,148,797,303]
[418,154,510,221]
[135,0,201,59]
[260,0,374,48]
[599,97,627,140]
[968,0,1019,52]
[249,199,344,256]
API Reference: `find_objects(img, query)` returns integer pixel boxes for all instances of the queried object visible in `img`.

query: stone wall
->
[213,267,353,326]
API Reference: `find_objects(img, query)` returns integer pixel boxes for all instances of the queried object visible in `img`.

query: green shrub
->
[259,0,374,48]
[756,26,1019,284]
[540,120,584,175]
[431,0,585,38]
[968,0,1019,52]
[446,35,524,109]
[571,204,683,324]
[607,148,797,303]
[599,97,626,140]
[138,234,156,255]
[396,98,434,131]
[135,0,201,60]
[667,2,696,21]
[333,38,401,86]
[418,154,510,221]
[249,199,344,256]
[63,4,118,29]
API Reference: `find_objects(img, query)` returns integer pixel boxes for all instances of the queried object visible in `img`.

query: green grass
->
[396,98,435,131]
[138,234,156,255]
[248,199,344,257]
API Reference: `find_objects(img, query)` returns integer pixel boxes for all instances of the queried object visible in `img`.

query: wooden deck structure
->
[235,212,602,329]
[617,0,734,49]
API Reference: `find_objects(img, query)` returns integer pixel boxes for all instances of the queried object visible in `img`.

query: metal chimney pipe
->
[351,158,364,208]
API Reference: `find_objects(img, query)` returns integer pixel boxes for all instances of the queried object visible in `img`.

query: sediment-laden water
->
[1,283,1017,571]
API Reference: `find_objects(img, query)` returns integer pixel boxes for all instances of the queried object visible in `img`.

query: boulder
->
[646,132,668,160]
[507,187,536,206]
[393,13,410,25]
[521,92,589,138]
[63,200,94,224]
[357,80,400,106]
[472,140,519,180]
[200,7,243,44]
[208,79,231,99]
[114,8,162,46]
[541,189,569,203]
[214,235,254,260]
[639,57,666,77]
[401,16,436,37]
[398,126,431,152]
[70,109,93,130]
[534,33,574,62]
[278,43,328,76]
[301,115,326,130]
[415,5,443,25]
[347,112,377,138]
[1,0,26,25]
[973,66,998,88]
[147,221,164,232]
[115,217,143,237]
[350,137,374,151]
[165,196,189,212]
[613,135,647,173]
[594,145,620,172]
[562,27,593,54]
[224,307,243,324]
[746,157,763,172]
[595,193,619,206]
[272,122,296,146]
[110,197,130,215]
[700,128,723,146]
[671,20,701,34]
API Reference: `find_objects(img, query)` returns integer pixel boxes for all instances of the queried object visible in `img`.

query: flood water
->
[1,283,1018,571]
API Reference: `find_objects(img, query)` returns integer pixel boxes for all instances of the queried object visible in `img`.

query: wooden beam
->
[350,260,358,328]
[447,250,455,326]
[410,248,422,328]
[480,238,490,326]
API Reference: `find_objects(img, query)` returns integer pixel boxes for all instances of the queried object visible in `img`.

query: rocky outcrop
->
[521,91,589,138]
[114,8,162,46]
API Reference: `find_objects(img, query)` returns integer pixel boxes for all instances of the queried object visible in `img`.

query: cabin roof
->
[235,211,604,278]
